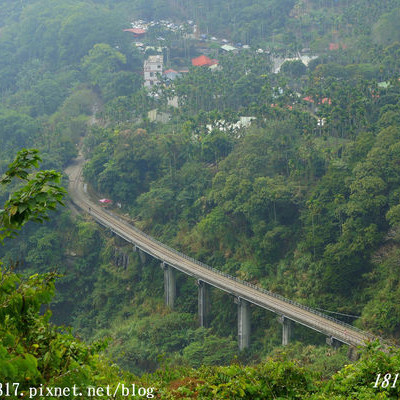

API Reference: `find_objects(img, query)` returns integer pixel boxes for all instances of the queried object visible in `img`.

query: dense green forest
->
[1,0,400,397]
[0,151,399,399]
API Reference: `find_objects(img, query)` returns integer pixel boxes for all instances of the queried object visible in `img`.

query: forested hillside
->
[1,0,400,397]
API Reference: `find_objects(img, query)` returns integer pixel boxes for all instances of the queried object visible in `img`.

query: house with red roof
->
[123,28,146,38]
[191,55,218,67]
[303,96,332,105]
[303,96,332,112]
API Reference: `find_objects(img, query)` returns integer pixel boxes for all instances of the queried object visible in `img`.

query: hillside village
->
[123,17,394,135]
[124,18,326,128]
[127,18,318,82]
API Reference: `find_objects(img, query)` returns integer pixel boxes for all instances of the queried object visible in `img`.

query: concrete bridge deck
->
[66,155,375,348]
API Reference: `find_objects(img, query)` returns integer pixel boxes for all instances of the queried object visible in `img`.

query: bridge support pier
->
[197,280,209,327]
[235,297,250,351]
[160,262,176,309]
[326,336,342,348]
[138,248,147,264]
[133,245,147,264]
[347,346,360,362]
[278,316,292,346]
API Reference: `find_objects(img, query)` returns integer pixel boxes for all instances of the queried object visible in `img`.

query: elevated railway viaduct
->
[66,156,375,350]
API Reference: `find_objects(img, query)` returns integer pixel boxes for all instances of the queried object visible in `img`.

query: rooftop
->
[192,55,218,67]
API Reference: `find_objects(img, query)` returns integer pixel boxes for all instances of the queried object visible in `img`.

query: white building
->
[144,55,163,89]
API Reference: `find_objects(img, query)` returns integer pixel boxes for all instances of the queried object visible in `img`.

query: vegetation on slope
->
[1,0,400,393]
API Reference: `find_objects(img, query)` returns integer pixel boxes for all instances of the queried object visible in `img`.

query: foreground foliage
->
[0,266,399,399]
[0,151,140,398]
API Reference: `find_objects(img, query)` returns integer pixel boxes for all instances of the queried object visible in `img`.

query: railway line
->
[66,155,375,348]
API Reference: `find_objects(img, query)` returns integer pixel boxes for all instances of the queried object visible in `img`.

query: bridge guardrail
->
[89,204,375,341]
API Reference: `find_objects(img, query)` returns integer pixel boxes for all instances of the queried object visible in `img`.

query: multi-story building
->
[144,55,163,89]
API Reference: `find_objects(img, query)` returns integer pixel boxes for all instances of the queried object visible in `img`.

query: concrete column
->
[138,248,147,264]
[235,297,250,351]
[160,262,176,309]
[197,280,208,327]
[347,346,359,362]
[278,316,292,346]
[326,336,342,348]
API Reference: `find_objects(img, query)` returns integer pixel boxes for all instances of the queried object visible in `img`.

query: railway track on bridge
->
[65,154,376,348]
